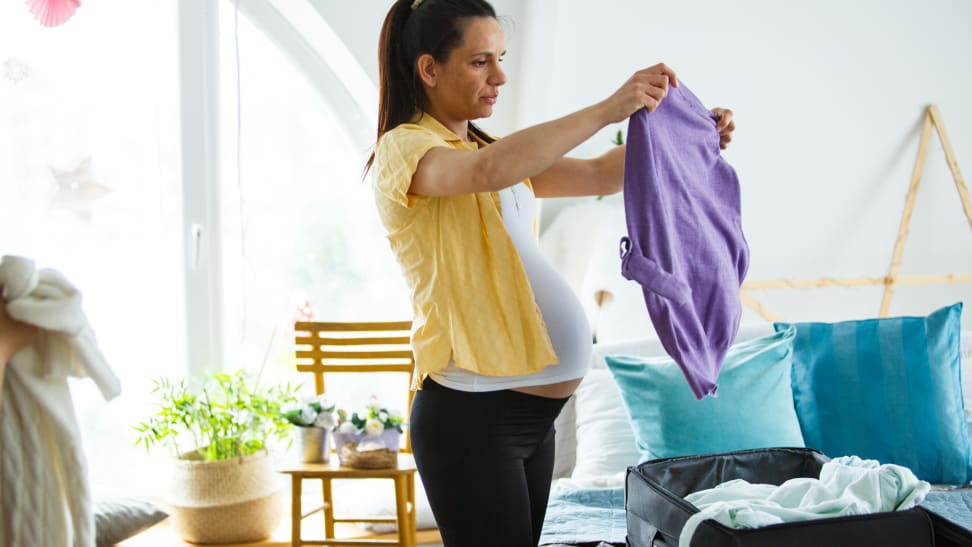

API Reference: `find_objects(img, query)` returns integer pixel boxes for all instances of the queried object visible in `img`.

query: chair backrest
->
[294,321,414,452]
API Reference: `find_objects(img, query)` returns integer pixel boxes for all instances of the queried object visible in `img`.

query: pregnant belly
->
[512,378,584,399]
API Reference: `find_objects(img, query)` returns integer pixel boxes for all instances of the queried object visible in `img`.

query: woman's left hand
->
[711,107,735,150]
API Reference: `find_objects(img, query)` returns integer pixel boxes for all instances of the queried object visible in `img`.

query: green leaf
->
[132,369,300,462]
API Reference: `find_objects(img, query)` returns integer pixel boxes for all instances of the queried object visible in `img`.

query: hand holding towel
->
[0,254,121,547]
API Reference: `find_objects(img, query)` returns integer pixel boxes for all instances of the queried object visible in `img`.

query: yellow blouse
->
[372,113,557,388]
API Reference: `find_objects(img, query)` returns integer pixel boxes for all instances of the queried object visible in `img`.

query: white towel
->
[0,255,121,547]
[679,455,931,547]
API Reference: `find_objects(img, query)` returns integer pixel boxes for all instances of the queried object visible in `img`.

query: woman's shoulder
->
[375,116,461,175]
[377,121,447,157]
[384,121,431,137]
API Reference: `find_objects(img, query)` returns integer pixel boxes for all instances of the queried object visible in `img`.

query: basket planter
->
[333,429,401,468]
[296,426,331,463]
[167,450,285,544]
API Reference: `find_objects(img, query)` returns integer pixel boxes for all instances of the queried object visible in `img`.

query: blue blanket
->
[539,488,626,546]
[921,489,972,533]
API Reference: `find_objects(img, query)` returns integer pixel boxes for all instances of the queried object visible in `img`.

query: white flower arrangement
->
[282,395,336,430]
[334,396,405,436]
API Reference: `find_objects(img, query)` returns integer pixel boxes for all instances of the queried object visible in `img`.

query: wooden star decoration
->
[740,105,972,321]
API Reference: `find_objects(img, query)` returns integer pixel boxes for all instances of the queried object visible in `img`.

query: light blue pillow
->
[775,302,970,485]
[605,326,804,462]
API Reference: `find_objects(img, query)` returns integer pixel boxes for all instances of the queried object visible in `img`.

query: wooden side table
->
[280,453,417,547]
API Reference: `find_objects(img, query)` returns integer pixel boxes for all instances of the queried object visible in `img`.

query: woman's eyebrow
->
[468,50,507,58]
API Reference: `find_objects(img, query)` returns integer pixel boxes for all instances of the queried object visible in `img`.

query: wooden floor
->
[119,506,442,546]
[118,520,442,547]
[121,520,443,547]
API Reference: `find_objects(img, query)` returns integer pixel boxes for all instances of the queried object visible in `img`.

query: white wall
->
[326,0,972,325]
[516,0,972,325]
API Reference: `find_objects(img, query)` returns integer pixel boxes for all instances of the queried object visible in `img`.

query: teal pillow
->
[775,302,970,485]
[605,327,804,462]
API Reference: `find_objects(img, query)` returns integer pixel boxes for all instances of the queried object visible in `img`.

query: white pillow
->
[552,396,577,480]
[569,369,641,481]
[330,476,436,533]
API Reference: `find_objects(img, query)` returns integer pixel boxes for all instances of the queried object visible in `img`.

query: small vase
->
[296,427,331,463]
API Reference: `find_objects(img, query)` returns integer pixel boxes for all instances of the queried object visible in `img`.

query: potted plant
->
[332,397,405,468]
[134,370,299,544]
[282,394,337,463]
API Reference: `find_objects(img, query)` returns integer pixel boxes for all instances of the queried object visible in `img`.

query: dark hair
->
[365,0,497,174]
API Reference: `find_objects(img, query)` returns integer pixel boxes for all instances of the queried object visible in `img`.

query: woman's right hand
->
[0,298,36,363]
[598,63,678,124]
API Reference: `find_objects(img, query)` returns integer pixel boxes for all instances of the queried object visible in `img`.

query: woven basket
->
[168,450,285,544]
[339,444,398,469]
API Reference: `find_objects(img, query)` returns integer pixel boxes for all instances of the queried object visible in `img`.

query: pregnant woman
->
[366,1,734,545]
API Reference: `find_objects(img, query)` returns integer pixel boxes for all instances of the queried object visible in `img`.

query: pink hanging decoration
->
[292,296,316,325]
[25,0,81,28]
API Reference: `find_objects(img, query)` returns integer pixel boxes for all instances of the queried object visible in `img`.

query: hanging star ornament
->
[2,58,32,86]
[26,0,81,28]
[49,156,112,220]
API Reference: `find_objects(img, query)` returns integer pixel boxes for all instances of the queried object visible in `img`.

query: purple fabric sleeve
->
[620,84,750,399]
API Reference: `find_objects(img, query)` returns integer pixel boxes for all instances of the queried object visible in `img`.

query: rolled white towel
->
[0,255,120,400]
[0,255,39,301]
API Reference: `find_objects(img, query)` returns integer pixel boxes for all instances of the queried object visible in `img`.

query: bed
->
[534,102,972,545]
[537,320,972,546]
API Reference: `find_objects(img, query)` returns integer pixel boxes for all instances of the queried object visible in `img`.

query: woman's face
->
[425,17,507,127]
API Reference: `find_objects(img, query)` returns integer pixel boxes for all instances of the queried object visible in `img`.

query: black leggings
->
[410,379,569,547]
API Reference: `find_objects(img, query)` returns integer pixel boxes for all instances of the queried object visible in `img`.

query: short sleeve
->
[374,124,449,209]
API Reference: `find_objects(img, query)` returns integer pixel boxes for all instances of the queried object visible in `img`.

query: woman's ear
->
[416,53,437,88]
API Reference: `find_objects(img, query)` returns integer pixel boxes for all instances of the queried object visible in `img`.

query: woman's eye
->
[473,60,487,67]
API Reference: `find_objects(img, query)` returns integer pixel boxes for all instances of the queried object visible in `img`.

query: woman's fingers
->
[711,108,733,131]
[711,108,736,149]
[639,72,674,112]
[641,62,678,88]
[601,63,680,123]
[719,131,733,149]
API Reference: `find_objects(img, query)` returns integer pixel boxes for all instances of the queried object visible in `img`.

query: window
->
[215,4,412,413]
[0,0,411,496]
[0,0,182,493]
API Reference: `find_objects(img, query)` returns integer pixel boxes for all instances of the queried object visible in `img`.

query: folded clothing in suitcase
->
[625,447,935,547]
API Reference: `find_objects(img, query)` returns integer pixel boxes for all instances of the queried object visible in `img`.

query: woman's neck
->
[424,107,470,142]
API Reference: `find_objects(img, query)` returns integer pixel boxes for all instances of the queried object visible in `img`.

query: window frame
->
[177,0,378,375]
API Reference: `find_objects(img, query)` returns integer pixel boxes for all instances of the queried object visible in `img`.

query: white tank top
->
[429,182,592,391]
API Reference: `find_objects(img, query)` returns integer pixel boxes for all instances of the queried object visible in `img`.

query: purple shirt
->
[620,84,750,399]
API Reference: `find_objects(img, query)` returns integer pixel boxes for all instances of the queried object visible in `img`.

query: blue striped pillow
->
[775,302,970,484]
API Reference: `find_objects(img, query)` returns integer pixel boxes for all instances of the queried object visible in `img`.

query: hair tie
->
[411,0,424,10]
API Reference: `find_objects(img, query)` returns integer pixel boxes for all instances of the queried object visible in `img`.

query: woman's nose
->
[491,63,506,86]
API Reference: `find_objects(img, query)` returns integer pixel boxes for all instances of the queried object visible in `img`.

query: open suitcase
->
[625,447,935,547]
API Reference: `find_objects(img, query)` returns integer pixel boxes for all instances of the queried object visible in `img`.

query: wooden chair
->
[280,321,423,547]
